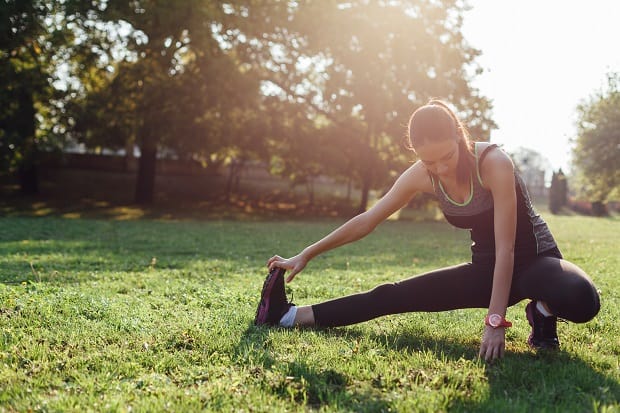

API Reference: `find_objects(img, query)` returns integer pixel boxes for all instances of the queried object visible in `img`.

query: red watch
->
[484,314,512,329]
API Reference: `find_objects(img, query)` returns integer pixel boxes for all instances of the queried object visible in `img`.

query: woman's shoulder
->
[476,142,515,188]
[475,142,512,164]
[474,141,499,154]
[400,161,435,193]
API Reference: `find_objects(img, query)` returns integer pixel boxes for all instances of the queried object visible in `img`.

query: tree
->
[1,1,59,193]
[92,1,207,203]
[67,1,263,204]
[573,72,620,212]
[548,169,567,214]
[0,0,114,193]
[228,0,496,212]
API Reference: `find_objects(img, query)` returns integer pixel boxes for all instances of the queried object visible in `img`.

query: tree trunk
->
[226,158,244,202]
[135,134,157,204]
[357,170,371,214]
[306,176,315,207]
[124,140,135,172]
[346,177,352,202]
[18,163,38,194]
[357,124,375,214]
[16,85,38,195]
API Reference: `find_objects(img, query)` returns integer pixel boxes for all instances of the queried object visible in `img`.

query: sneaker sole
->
[254,267,285,325]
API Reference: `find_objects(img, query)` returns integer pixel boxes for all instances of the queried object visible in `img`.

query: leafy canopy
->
[573,72,620,202]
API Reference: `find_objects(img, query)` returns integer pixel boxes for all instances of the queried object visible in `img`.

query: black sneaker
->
[254,267,294,326]
[526,300,560,350]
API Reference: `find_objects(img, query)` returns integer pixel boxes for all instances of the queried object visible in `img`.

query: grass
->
[0,211,619,412]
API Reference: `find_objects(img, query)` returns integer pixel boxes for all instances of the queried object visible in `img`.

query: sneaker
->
[254,267,294,326]
[525,300,560,350]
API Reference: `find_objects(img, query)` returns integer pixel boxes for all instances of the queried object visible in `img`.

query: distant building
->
[519,168,546,199]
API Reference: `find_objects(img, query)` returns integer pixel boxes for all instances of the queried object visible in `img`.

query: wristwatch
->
[484,313,512,329]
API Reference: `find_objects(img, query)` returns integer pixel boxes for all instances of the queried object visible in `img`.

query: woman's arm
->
[478,147,517,360]
[268,162,432,282]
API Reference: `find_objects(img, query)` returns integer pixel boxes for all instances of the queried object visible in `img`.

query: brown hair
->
[407,99,475,185]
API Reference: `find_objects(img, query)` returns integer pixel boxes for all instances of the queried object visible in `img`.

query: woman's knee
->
[568,279,600,323]
[555,266,601,323]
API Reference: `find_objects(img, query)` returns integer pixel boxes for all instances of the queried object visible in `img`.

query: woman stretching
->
[254,100,600,362]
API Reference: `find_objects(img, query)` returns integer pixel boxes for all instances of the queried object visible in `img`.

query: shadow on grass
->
[0,195,262,221]
[0,189,359,222]
[371,328,620,411]
[235,325,392,412]
[237,324,620,412]
[0,216,236,285]
[459,350,620,412]
[0,214,461,287]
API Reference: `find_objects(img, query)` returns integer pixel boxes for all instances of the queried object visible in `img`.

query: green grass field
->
[0,212,618,412]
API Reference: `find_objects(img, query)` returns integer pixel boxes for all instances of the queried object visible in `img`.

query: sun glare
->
[463,0,620,172]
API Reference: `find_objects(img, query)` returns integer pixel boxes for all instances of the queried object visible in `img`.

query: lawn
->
[0,212,618,412]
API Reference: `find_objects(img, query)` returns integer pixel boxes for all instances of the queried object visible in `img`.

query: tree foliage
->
[0,0,124,192]
[1,0,59,192]
[227,0,496,211]
[573,72,620,204]
[66,1,262,203]
[3,1,497,209]
[549,169,567,214]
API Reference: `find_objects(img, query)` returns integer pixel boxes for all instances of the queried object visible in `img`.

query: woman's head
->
[407,100,475,183]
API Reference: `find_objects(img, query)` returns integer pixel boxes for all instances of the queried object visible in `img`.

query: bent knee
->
[562,279,601,323]
[572,288,600,323]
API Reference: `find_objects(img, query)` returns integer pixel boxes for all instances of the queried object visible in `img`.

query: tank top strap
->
[475,143,499,187]
[427,170,437,191]
[478,143,499,166]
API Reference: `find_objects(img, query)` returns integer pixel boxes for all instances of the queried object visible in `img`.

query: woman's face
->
[415,139,460,179]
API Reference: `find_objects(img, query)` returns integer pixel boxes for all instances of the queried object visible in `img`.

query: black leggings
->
[312,248,600,327]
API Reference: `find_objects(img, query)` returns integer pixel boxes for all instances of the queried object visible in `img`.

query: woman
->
[254,100,600,362]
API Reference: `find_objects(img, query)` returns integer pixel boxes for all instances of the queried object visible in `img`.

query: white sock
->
[279,306,297,327]
[536,301,553,317]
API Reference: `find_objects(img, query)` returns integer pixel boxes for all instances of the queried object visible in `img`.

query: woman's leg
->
[303,256,600,327]
[509,256,600,323]
[309,262,495,327]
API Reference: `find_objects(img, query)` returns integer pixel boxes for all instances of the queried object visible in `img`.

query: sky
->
[461,0,620,173]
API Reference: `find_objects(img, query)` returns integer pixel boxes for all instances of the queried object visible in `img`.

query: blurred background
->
[1,0,618,218]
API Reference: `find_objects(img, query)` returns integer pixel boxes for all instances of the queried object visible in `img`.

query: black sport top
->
[430,143,557,264]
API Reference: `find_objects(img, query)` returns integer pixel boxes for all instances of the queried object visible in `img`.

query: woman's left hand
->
[479,326,506,362]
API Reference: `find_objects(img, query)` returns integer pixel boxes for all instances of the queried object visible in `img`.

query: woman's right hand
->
[267,253,308,283]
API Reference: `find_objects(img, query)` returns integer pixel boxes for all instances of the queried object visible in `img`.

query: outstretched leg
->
[260,252,600,334]
[310,262,494,327]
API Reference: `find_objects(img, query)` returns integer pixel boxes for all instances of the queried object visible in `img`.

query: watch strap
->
[484,314,513,328]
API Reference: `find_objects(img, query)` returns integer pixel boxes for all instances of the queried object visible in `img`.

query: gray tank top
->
[430,143,557,261]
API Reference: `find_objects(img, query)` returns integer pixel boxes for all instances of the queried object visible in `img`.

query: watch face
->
[489,314,502,327]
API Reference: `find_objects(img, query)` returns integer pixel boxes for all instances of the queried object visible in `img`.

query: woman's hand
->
[267,254,308,283]
[479,326,506,362]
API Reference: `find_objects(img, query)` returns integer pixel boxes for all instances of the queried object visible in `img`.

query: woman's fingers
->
[479,337,505,362]
[486,343,505,362]
[286,271,297,283]
[480,344,495,362]
[267,255,282,269]
[266,254,306,282]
